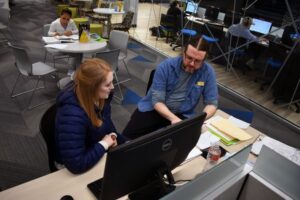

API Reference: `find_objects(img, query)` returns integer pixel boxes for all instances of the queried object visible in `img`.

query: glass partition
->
[122,1,300,128]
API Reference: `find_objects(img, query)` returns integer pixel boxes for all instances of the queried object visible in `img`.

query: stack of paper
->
[206,116,252,146]
[211,118,252,141]
[42,37,60,44]
[252,136,300,166]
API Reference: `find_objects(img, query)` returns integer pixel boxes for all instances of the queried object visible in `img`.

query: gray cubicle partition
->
[241,146,300,200]
[162,145,252,200]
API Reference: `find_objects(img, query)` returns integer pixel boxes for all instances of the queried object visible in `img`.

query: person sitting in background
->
[228,17,258,42]
[55,58,126,174]
[122,38,218,140]
[167,0,182,18]
[228,17,267,42]
[48,8,78,37]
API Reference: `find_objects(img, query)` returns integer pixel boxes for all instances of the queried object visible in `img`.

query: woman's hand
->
[102,133,117,148]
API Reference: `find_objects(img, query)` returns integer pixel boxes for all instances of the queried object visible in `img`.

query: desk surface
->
[0,110,262,200]
[93,8,124,15]
[187,16,269,47]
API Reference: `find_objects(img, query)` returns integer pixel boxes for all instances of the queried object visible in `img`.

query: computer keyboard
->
[87,178,103,200]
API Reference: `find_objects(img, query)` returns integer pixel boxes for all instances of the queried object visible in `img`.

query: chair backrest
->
[109,30,129,54]
[39,103,58,172]
[203,23,224,40]
[43,24,51,37]
[8,43,32,76]
[146,69,156,95]
[226,32,248,51]
[94,48,120,72]
[121,11,134,28]
[160,14,177,28]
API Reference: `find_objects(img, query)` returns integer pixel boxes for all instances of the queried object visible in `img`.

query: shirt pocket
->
[189,84,204,105]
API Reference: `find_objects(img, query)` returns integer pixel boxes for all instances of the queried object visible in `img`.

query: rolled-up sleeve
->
[151,64,168,106]
[48,22,56,36]
[203,67,218,107]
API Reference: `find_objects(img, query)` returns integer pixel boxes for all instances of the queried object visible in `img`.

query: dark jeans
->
[122,109,185,140]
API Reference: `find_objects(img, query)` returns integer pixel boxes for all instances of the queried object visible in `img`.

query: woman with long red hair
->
[55,58,126,174]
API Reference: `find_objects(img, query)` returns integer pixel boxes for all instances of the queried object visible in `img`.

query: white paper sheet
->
[196,131,220,150]
[181,147,202,165]
[56,35,79,40]
[45,44,67,50]
[42,37,60,44]
[251,136,300,166]
[228,116,250,129]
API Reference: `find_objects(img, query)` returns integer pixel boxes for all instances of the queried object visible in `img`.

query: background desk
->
[93,8,124,36]
[0,110,262,200]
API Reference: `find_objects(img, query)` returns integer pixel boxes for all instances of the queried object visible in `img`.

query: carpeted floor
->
[0,0,166,190]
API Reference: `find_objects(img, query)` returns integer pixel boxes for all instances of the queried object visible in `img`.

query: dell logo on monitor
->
[162,139,173,151]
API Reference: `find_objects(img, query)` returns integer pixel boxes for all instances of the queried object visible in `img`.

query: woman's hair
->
[170,0,179,8]
[74,58,112,127]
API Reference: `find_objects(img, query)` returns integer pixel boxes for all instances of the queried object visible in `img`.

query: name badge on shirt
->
[196,81,205,86]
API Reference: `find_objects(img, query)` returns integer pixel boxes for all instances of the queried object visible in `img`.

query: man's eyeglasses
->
[184,54,204,65]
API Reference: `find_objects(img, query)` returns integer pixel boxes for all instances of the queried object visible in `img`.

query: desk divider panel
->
[161,145,252,200]
[252,146,300,200]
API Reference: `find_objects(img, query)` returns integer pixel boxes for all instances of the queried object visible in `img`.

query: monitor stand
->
[128,166,176,200]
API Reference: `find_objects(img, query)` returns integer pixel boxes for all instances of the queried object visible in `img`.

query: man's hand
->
[154,102,182,124]
[171,117,182,124]
[64,30,72,36]
[203,104,217,119]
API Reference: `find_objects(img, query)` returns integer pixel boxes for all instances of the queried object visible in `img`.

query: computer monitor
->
[88,113,207,200]
[205,6,219,21]
[224,12,242,27]
[217,12,225,22]
[270,26,284,38]
[249,18,272,35]
[185,1,198,14]
[197,7,206,18]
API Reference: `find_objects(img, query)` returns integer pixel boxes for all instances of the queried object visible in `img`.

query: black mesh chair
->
[159,14,177,43]
[40,103,58,172]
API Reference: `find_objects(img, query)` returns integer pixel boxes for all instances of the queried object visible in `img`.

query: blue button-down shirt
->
[138,56,218,117]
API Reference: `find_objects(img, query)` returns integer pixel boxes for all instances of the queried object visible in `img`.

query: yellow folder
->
[211,118,252,141]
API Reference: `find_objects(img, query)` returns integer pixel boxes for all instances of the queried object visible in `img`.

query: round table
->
[93,8,125,37]
[46,40,107,69]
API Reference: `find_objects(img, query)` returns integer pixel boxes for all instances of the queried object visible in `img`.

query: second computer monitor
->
[205,6,219,21]
[250,18,272,35]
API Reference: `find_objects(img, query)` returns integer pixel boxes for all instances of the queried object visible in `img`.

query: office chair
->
[111,11,134,33]
[171,28,197,51]
[146,69,156,95]
[94,48,124,102]
[255,41,289,90]
[40,103,58,172]
[108,30,131,81]
[220,108,254,123]
[201,22,224,58]
[9,43,57,109]
[159,14,177,43]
